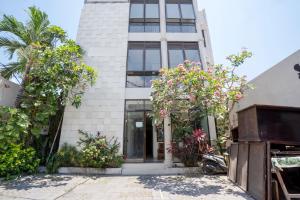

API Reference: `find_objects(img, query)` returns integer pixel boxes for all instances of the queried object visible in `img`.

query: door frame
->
[124,100,152,163]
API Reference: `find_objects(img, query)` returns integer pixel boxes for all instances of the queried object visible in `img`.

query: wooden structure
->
[228,105,300,200]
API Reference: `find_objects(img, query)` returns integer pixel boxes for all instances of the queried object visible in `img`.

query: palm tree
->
[0,6,65,107]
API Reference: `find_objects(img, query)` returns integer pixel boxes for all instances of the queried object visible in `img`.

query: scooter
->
[202,153,228,175]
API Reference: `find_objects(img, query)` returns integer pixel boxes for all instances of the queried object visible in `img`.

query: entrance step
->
[122,163,167,175]
[121,163,199,175]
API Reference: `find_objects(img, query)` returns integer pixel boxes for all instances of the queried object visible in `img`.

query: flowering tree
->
[151,50,252,153]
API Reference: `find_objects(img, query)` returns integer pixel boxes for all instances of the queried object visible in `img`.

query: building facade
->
[230,50,300,128]
[60,0,216,165]
[0,76,20,107]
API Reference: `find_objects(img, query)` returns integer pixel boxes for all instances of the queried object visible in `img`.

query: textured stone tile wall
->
[59,2,129,153]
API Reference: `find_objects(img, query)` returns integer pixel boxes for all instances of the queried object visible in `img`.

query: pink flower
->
[159,109,167,118]
[214,91,221,97]
[235,93,243,100]
[207,67,213,73]
[167,79,173,86]
[177,64,186,72]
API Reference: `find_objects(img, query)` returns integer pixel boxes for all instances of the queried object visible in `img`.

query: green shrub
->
[56,143,83,167]
[46,131,124,172]
[0,106,30,151]
[46,143,82,173]
[78,130,124,168]
[0,144,40,179]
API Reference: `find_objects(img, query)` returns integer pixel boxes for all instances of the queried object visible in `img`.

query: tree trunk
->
[15,59,33,108]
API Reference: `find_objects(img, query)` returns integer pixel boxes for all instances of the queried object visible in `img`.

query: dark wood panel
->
[237,142,249,190]
[248,142,266,200]
[238,105,300,143]
[228,143,238,183]
[238,106,259,141]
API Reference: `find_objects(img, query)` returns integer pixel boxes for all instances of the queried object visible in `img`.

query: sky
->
[1,0,300,81]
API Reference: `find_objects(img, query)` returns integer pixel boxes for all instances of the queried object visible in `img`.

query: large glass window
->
[127,42,161,88]
[129,0,160,32]
[168,42,201,68]
[145,4,159,18]
[166,4,180,18]
[166,0,196,32]
[128,49,144,71]
[180,4,195,19]
[168,49,184,68]
[130,4,144,18]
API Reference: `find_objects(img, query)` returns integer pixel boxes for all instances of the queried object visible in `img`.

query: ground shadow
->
[137,175,251,198]
[0,174,82,190]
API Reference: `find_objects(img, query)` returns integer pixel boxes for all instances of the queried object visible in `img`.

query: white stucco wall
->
[238,50,300,110]
[60,1,129,152]
[0,76,20,107]
[231,50,300,128]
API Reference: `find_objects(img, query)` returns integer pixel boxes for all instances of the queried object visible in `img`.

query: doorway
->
[125,100,154,162]
[145,113,153,160]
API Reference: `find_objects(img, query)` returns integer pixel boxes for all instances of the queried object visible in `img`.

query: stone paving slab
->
[0,175,254,200]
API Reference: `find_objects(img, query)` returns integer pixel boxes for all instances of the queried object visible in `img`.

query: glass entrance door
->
[125,100,152,162]
[125,111,145,160]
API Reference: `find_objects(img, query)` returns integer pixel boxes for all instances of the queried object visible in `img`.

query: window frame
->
[165,0,197,33]
[167,42,202,68]
[129,0,160,32]
[126,42,162,88]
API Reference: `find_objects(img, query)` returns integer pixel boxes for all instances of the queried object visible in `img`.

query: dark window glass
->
[165,1,196,33]
[202,30,206,47]
[145,49,161,71]
[166,23,181,32]
[128,49,143,71]
[145,76,157,87]
[166,4,180,18]
[168,49,184,67]
[145,4,159,18]
[145,23,160,32]
[185,49,200,62]
[181,23,196,32]
[180,4,195,19]
[127,76,144,88]
[130,4,144,18]
[126,100,145,111]
[127,42,161,87]
[129,23,145,32]
[168,42,201,67]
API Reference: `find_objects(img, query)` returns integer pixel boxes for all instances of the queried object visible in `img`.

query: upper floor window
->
[129,0,160,32]
[168,42,200,67]
[165,0,196,33]
[127,42,161,87]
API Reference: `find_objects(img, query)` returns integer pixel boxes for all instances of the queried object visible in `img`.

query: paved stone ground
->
[0,175,253,200]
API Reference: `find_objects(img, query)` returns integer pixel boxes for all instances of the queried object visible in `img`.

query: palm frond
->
[26,6,50,42]
[0,62,24,80]
[0,15,29,43]
[0,36,26,59]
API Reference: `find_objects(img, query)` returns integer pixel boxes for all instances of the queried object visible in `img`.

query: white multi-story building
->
[60,0,216,166]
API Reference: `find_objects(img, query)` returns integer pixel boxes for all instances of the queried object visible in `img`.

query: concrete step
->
[122,163,167,175]
[122,163,165,170]
[121,163,199,175]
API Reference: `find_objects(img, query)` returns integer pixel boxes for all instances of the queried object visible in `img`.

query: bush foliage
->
[78,130,124,168]
[46,130,123,173]
[0,144,40,179]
